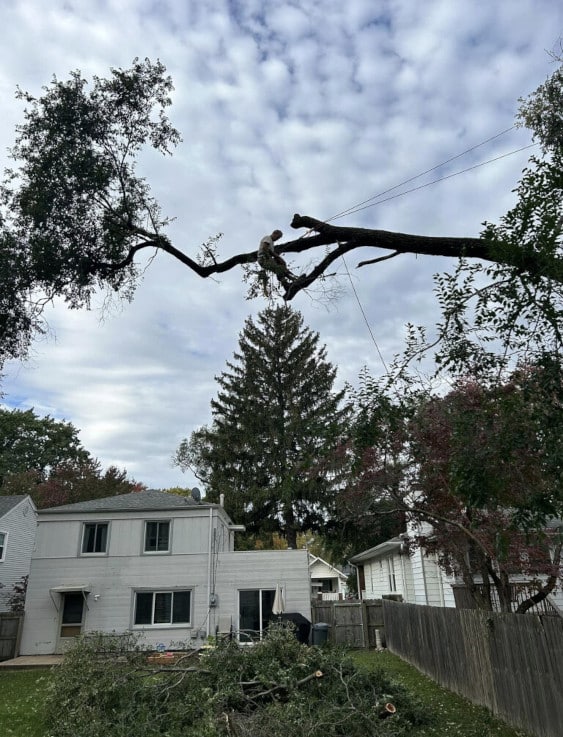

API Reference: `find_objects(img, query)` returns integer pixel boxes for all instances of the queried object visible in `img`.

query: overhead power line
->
[326,125,517,223]
[334,143,536,220]
[316,126,535,373]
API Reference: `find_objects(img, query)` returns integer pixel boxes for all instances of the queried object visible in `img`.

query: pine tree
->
[175,306,351,548]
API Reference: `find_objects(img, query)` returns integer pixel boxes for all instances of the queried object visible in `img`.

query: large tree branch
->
[94,214,563,301]
[283,214,563,298]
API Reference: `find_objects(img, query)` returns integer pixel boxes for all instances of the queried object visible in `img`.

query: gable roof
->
[0,495,30,518]
[40,489,212,515]
[308,555,347,579]
[349,537,403,564]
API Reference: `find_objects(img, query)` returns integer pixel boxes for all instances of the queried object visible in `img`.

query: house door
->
[57,592,85,651]
[239,589,275,640]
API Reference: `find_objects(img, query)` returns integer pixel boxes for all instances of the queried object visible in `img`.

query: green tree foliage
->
[0,407,144,507]
[44,627,427,737]
[0,407,90,486]
[0,58,181,367]
[174,306,351,549]
[517,53,563,154]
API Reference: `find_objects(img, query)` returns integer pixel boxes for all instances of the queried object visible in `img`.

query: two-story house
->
[0,495,37,612]
[20,489,311,655]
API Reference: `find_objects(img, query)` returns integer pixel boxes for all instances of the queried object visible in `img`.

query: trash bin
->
[312,622,330,645]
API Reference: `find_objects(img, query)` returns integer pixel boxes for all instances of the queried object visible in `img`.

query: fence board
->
[0,613,23,661]
[311,600,384,648]
[383,601,563,737]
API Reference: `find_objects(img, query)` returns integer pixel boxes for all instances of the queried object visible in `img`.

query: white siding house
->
[350,536,456,608]
[20,490,311,655]
[0,495,37,612]
[350,527,562,613]
[308,555,348,600]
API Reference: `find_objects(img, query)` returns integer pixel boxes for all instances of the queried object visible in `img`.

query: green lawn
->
[0,653,531,737]
[351,650,530,737]
[0,669,51,737]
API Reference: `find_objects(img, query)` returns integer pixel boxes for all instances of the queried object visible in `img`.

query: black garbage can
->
[312,622,330,645]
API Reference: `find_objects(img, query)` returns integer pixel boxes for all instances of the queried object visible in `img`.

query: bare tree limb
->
[92,214,563,303]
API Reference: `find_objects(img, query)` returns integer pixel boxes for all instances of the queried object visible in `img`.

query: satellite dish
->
[191,487,201,502]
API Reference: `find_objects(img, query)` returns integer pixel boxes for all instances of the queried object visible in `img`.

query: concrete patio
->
[0,654,63,670]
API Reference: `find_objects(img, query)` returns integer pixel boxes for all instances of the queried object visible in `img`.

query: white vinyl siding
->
[0,498,37,613]
[33,511,234,558]
[19,505,312,654]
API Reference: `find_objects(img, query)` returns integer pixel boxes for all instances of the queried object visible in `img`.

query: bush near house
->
[44,625,428,737]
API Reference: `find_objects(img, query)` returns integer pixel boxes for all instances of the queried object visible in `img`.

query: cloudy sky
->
[0,0,561,490]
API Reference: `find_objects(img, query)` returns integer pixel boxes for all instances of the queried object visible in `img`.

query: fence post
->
[361,600,370,648]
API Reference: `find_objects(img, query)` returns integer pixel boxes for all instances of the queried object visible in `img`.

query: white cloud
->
[0,0,561,489]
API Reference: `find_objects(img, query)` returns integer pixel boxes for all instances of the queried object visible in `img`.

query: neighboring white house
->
[350,527,563,614]
[0,495,37,613]
[308,555,348,601]
[349,536,456,608]
[20,490,311,655]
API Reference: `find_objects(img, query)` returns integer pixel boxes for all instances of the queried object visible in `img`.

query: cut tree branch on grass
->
[243,669,324,703]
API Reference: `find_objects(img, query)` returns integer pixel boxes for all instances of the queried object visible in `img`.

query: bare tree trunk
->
[516,543,562,614]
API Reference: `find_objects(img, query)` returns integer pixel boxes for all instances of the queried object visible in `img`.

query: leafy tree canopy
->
[0,406,144,507]
[174,306,351,549]
[336,354,563,612]
[0,407,89,485]
[0,58,561,369]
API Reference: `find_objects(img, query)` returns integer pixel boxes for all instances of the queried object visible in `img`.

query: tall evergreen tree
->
[174,306,351,548]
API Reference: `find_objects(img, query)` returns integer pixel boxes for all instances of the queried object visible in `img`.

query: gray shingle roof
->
[40,489,208,514]
[0,495,28,518]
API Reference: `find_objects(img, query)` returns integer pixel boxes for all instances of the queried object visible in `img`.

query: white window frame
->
[0,530,7,562]
[133,589,192,627]
[386,558,397,592]
[143,520,172,554]
[81,521,110,556]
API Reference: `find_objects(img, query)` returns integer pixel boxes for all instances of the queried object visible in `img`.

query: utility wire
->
[317,128,534,373]
[340,251,389,373]
[326,125,516,223]
[336,142,536,220]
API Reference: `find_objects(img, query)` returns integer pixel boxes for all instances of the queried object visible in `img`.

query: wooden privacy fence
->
[0,613,24,661]
[311,600,384,648]
[383,600,563,737]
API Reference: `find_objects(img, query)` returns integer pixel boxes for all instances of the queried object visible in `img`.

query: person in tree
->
[257,230,297,292]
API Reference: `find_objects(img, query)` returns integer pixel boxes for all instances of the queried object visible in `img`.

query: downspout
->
[206,506,213,637]
[352,563,362,602]
[399,545,408,602]
[420,550,430,605]
[437,554,445,607]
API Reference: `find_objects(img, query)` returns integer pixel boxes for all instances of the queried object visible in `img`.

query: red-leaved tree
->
[339,357,562,612]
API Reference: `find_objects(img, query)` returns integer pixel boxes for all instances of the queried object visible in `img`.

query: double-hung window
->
[134,590,191,626]
[144,521,170,553]
[82,523,109,554]
[0,531,7,562]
